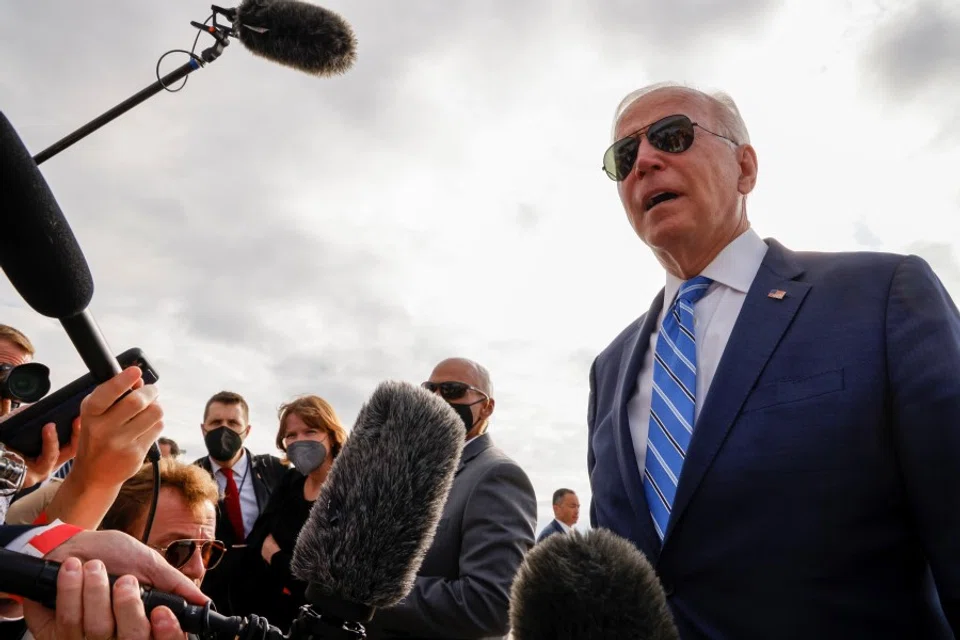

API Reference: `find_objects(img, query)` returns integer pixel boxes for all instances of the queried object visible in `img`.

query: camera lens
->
[1,363,51,403]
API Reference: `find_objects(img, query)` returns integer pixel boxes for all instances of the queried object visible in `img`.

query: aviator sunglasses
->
[602,114,737,181]
[421,381,489,401]
[153,539,226,571]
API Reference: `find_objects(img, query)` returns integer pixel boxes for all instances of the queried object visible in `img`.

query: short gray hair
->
[610,81,751,145]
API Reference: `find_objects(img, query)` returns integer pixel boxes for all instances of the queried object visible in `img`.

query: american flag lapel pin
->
[767,289,786,300]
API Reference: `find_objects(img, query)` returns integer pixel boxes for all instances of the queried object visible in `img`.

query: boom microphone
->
[33,2,357,165]
[509,529,679,640]
[290,380,464,628]
[233,0,357,76]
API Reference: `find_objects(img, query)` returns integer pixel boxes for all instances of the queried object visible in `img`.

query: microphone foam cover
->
[0,112,94,318]
[510,528,680,640]
[291,380,463,608]
[235,0,357,77]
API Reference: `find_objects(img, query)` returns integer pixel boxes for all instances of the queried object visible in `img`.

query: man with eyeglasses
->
[588,82,960,638]
[365,357,537,640]
[100,459,223,589]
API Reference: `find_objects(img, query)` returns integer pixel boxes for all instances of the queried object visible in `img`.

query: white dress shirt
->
[556,519,573,534]
[628,228,769,474]
[210,450,260,539]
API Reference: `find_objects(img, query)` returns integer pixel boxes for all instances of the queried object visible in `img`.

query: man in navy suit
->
[587,82,960,638]
[536,488,579,543]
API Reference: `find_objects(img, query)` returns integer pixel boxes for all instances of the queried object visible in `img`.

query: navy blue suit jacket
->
[536,519,565,544]
[587,239,960,639]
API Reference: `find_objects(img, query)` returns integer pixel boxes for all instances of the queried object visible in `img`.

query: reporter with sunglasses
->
[588,83,960,638]
[99,459,224,591]
[366,358,537,640]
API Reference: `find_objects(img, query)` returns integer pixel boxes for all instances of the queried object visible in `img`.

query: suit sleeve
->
[0,525,36,548]
[371,461,537,638]
[587,357,599,529]
[886,254,960,631]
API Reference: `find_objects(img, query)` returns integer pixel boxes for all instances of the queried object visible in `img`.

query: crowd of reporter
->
[0,325,538,640]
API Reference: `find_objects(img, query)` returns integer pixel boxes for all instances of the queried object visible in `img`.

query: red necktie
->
[221,468,245,541]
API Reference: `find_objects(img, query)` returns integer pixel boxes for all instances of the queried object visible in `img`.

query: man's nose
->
[181,547,207,585]
[632,139,665,177]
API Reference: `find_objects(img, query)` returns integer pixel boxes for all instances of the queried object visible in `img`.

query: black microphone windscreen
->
[0,112,94,318]
[235,0,357,77]
[509,529,680,640]
[291,380,463,610]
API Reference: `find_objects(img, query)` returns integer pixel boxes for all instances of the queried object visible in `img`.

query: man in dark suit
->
[588,83,960,638]
[367,358,537,640]
[536,488,579,543]
[192,390,286,615]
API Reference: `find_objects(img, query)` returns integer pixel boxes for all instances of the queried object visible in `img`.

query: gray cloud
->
[862,2,960,98]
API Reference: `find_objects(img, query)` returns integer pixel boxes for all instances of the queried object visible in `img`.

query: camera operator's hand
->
[40,367,164,529]
[20,419,80,489]
[23,529,204,639]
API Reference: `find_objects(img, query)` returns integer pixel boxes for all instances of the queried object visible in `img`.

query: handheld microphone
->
[0,381,464,639]
[509,529,679,640]
[32,1,357,165]
[0,113,120,383]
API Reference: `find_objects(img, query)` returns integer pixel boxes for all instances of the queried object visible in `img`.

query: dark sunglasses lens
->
[203,541,226,570]
[164,540,225,569]
[648,116,694,154]
[604,137,638,181]
[439,382,469,400]
[421,381,438,392]
[165,541,196,569]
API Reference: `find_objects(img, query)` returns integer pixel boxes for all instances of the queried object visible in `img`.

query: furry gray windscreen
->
[291,380,463,608]
[510,528,679,640]
[235,0,357,76]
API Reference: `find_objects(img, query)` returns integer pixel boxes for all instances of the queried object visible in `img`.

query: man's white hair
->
[610,81,751,146]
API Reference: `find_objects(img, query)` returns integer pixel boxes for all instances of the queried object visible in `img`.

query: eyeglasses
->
[153,539,226,571]
[602,114,737,181]
[421,381,488,402]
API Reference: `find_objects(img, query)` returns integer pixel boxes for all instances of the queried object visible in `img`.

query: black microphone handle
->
[0,548,254,636]
[59,310,161,462]
[59,311,121,382]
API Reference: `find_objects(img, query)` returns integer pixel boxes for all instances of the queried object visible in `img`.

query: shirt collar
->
[662,227,768,308]
[556,519,573,533]
[210,448,249,479]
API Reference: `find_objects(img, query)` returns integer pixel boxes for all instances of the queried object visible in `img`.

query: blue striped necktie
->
[643,275,713,540]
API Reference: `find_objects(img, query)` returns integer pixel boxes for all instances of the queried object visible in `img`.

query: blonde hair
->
[100,459,219,537]
[0,324,35,357]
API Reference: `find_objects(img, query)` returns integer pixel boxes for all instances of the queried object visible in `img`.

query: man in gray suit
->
[366,357,538,639]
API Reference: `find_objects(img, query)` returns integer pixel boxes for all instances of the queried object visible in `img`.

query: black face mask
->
[448,400,484,434]
[204,426,244,462]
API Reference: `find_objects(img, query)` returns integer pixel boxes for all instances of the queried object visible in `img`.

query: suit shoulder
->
[594,318,644,370]
[790,247,912,281]
[475,447,534,489]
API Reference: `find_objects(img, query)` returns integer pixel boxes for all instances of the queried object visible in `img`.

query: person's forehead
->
[616,88,712,137]
[430,361,478,385]
[207,402,244,419]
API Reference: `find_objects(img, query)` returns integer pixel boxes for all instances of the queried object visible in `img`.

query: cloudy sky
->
[1,0,958,531]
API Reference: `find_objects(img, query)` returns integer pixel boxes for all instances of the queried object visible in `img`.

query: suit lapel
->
[454,434,490,477]
[613,289,665,555]
[665,240,810,540]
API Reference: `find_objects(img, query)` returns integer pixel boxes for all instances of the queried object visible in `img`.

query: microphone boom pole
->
[33,8,233,166]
